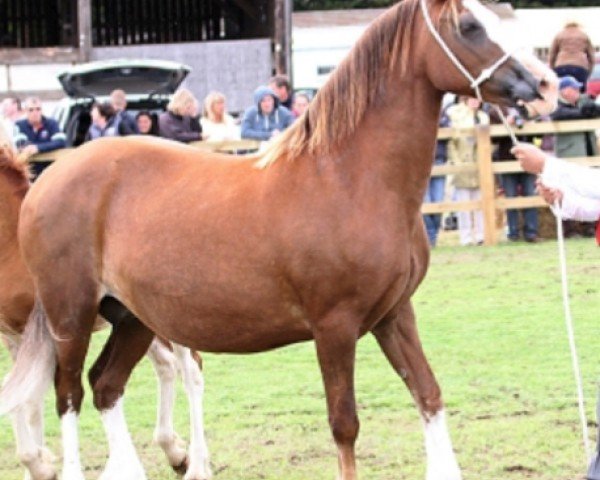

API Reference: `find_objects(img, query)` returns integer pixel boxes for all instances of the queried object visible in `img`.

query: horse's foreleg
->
[172,344,212,480]
[146,339,189,474]
[313,316,359,480]
[372,302,461,480]
[90,316,154,480]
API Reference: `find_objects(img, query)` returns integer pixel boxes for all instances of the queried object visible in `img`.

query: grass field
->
[1,238,599,479]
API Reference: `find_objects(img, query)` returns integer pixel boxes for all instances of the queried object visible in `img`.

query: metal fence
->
[91,0,271,46]
[0,0,271,49]
[0,0,77,48]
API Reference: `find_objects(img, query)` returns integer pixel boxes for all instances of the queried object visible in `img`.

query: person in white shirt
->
[512,142,600,242]
[1,97,21,147]
[200,91,239,142]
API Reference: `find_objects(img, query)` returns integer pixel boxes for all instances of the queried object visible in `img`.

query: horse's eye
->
[460,20,481,36]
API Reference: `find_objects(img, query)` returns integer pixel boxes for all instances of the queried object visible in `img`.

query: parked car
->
[586,54,600,99]
[53,59,191,146]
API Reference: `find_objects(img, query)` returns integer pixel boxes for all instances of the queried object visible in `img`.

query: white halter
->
[419,0,512,104]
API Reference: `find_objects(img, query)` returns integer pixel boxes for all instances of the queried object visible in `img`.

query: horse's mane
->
[0,145,30,198]
[257,0,437,167]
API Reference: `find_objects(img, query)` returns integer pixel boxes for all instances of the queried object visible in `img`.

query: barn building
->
[0,0,292,113]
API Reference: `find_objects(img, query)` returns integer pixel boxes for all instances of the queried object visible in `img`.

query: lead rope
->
[497,107,591,462]
[553,199,592,461]
[498,109,591,462]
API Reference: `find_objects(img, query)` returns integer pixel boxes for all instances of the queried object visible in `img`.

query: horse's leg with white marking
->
[91,316,154,480]
[172,344,212,480]
[372,302,462,480]
[313,315,360,480]
[146,339,189,473]
[25,396,56,479]
[52,318,95,480]
[3,333,56,480]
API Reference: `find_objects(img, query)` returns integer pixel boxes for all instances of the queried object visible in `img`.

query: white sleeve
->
[552,187,600,222]
[541,156,600,200]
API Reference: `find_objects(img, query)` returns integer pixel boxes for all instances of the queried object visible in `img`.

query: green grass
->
[1,239,599,479]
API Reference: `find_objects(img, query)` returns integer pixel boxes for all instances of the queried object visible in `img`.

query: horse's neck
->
[343,82,442,209]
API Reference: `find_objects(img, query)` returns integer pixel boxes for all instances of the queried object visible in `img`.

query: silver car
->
[53,59,191,146]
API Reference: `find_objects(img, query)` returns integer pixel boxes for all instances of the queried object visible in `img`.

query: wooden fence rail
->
[30,118,600,246]
[426,118,600,245]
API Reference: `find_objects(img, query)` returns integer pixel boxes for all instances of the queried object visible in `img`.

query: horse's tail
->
[0,298,56,415]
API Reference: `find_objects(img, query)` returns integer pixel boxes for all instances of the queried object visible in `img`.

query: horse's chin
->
[517,83,558,118]
[514,53,559,118]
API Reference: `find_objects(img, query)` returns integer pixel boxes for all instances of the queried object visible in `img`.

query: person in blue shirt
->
[15,97,66,178]
[241,86,294,141]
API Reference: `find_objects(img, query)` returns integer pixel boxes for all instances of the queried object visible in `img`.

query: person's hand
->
[270,129,281,139]
[535,178,563,205]
[19,144,39,159]
[511,142,547,174]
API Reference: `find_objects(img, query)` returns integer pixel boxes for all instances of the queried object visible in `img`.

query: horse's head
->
[423,0,558,117]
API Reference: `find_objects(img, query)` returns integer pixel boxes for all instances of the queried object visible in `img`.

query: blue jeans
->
[423,175,446,246]
[501,172,538,239]
[554,65,590,92]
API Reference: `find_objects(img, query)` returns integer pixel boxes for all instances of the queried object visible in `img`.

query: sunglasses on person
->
[27,107,42,112]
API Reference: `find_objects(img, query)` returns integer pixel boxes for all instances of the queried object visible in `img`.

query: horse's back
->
[19,137,218,282]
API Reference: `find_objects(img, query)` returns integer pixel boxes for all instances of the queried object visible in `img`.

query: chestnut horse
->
[2,0,558,479]
[0,148,210,479]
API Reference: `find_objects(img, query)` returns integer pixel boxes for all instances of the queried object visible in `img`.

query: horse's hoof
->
[26,474,57,480]
[172,455,189,476]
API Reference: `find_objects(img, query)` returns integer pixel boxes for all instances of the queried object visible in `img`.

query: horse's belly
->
[143,309,314,353]
[116,281,315,353]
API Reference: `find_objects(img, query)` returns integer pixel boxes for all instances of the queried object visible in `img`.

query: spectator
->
[490,107,540,242]
[158,88,202,143]
[549,22,595,91]
[512,142,600,245]
[551,75,600,237]
[241,86,294,141]
[136,111,158,136]
[109,89,139,135]
[423,110,450,247]
[269,75,293,110]
[15,97,66,178]
[1,97,22,145]
[200,91,239,141]
[447,96,489,246]
[292,92,311,118]
[86,102,119,140]
[1,97,22,122]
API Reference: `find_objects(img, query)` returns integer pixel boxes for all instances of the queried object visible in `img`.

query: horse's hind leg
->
[145,339,189,474]
[89,313,154,480]
[171,343,212,480]
[2,333,56,480]
[313,314,360,480]
[372,302,461,480]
